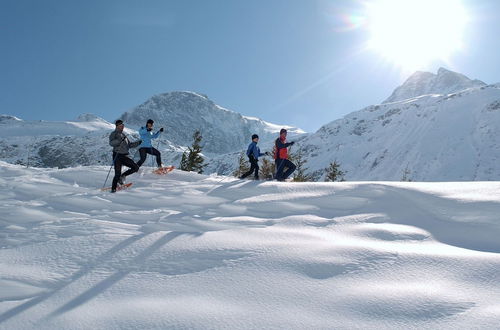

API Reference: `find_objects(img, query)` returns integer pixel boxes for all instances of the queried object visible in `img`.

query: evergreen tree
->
[179,130,205,173]
[233,151,250,177]
[401,164,412,182]
[289,150,313,182]
[180,151,189,171]
[259,157,275,180]
[325,161,346,182]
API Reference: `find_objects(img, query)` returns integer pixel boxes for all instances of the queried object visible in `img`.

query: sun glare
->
[366,0,468,70]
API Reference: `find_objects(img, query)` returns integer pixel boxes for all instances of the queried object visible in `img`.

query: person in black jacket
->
[108,120,142,192]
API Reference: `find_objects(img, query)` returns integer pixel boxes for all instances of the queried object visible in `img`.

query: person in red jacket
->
[274,128,296,181]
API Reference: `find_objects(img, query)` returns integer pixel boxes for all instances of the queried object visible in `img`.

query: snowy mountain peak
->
[0,114,22,123]
[298,79,500,181]
[120,91,305,154]
[121,91,227,128]
[383,68,486,103]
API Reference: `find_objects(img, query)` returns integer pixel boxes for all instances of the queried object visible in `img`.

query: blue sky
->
[2,0,500,132]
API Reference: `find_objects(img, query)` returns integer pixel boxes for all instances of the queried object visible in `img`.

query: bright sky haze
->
[2,0,500,132]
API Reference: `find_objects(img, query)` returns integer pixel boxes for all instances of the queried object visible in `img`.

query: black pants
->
[112,152,139,190]
[137,147,162,168]
[275,158,296,181]
[241,157,259,179]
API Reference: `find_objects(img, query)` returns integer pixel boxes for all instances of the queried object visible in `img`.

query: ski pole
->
[151,129,163,168]
[103,151,120,188]
[151,143,161,168]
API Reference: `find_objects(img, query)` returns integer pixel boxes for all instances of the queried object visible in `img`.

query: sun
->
[365,0,468,70]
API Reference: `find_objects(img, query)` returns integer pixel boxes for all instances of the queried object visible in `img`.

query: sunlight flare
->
[365,0,469,70]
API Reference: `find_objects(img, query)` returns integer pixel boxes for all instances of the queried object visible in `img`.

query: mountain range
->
[0,93,304,171]
[1,68,499,181]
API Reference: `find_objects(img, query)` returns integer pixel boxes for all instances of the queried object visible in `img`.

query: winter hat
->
[251,134,259,140]
[280,128,287,135]
[115,119,124,126]
[146,119,154,125]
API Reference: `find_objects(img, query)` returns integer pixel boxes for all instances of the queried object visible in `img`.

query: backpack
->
[273,138,279,159]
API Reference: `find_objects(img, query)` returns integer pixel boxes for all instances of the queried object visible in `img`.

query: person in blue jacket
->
[137,119,164,168]
[240,134,265,180]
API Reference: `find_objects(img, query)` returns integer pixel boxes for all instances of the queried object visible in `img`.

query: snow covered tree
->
[259,158,275,180]
[179,130,205,173]
[325,161,346,182]
[233,151,250,177]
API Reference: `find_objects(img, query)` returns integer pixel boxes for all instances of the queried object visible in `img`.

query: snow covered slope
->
[1,161,499,329]
[1,69,499,181]
[0,114,119,168]
[298,72,500,181]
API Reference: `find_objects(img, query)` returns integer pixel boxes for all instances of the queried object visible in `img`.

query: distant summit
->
[383,68,486,103]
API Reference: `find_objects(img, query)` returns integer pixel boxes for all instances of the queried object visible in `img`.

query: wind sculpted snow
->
[0,161,499,329]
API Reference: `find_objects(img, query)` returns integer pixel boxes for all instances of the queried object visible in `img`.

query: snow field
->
[0,161,499,329]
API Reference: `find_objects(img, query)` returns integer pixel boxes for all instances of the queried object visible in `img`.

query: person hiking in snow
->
[137,119,164,168]
[274,128,296,181]
[109,120,142,193]
[240,134,265,180]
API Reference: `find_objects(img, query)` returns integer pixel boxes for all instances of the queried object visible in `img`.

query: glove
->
[159,128,164,132]
[290,141,295,146]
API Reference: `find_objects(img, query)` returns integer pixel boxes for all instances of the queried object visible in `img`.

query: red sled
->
[153,166,175,175]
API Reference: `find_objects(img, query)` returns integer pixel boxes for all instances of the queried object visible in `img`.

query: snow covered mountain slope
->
[0,114,119,168]
[0,93,305,170]
[298,76,500,181]
[1,69,499,181]
[383,68,486,103]
[1,161,499,329]
[121,91,304,154]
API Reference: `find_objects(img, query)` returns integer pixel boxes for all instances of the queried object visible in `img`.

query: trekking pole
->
[156,129,162,167]
[151,129,163,168]
[103,151,120,188]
